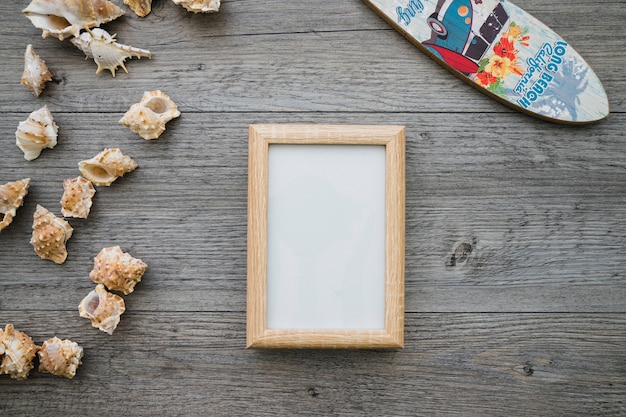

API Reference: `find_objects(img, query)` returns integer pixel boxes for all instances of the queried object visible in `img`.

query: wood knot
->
[522,364,534,376]
[447,241,474,267]
[513,363,535,377]
[307,387,320,398]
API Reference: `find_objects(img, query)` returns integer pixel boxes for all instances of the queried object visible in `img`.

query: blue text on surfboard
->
[516,41,569,109]
[397,0,425,26]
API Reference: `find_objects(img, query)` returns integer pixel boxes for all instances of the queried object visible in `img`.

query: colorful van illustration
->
[423,0,509,74]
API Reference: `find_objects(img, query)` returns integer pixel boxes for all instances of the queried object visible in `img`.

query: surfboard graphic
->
[364,0,609,124]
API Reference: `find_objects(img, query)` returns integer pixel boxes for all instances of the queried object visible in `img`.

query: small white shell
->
[172,0,220,13]
[21,44,52,97]
[78,148,138,186]
[37,337,83,379]
[119,90,181,139]
[71,28,151,77]
[15,105,58,161]
[0,324,39,381]
[124,0,152,17]
[90,246,148,295]
[78,284,126,335]
[60,177,96,218]
[22,0,125,40]
[30,204,74,264]
[0,178,30,233]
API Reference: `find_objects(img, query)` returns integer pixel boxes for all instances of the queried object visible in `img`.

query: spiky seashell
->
[119,90,181,140]
[22,0,124,41]
[172,0,220,13]
[71,28,151,77]
[78,284,126,335]
[89,246,147,295]
[37,337,83,379]
[78,148,138,186]
[0,324,39,381]
[21,44,52,97]
[124,0,152,17]
[30,204,73,264]
[60,177,96,218]
[0,178,30,233]
[15,105,59,161]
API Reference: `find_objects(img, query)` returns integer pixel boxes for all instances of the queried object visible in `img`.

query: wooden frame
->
[247,124,405,349]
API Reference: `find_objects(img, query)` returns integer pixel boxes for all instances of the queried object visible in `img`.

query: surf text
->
[397,0,425,26]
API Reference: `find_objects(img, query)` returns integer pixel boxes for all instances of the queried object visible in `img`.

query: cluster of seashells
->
[14,147,138,265]
[20,0,222,89]
[79,246,148,334]
[0,323,83,380]
[16,91,180,165]
[3,0,212,382]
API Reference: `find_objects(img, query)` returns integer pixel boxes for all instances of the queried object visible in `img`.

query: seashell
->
[15,105,59,161]
[37,337,83,379]
[22,0,124,41]
[78,284,126,335]
[172,0,220,13]
[30,204,73,264]
[0,178,30,233]
[21,44,52,97]
[90,246,147,295]
[71,28,151,77]
[124,0,152,17]
[0,324,39,381]
[78,148,138,186]
[119,90,181,139]
[60,177,96,218]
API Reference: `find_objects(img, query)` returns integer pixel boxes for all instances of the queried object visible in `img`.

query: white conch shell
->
[172,0,220,13]
[78,284,126,335]
[0,178,30,233]
[30,204,73,264]
[0,324,39,381]
[22,0,124,40]
[78,148,138,186]
[124,0,152,17]
[119,90,181,139]
[16,105,59,161]
[37,337,83,379]
[90,246,148,295]
[61,177,96,218]
[21,44,52,97]
[71,28,151,77]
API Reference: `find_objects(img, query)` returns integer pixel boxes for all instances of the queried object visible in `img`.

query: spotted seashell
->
[15,105,58,161]
[124,0,152,17]
[78,284,126,335]
[78,148,138,186]
[22,0,124,41]
[0,324,39,381]
[71,28,151,77]
[37,337,83,379]
[172,0,220,13]
[60,177,96,219]
[30,204,73,264]
[21,44,52,97]
[0,178,30,233]
[119,90,181,140]
[89,246,147,295]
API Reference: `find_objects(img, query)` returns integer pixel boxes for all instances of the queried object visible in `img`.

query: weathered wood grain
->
[0,0,623,113]
[0,313,624,416]
[1,113,624,314]
[1,0,625,415]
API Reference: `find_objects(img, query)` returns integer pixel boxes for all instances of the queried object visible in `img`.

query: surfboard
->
[363,0,609,124]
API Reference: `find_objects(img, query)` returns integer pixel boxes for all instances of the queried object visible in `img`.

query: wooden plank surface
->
[1,0,625,415]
